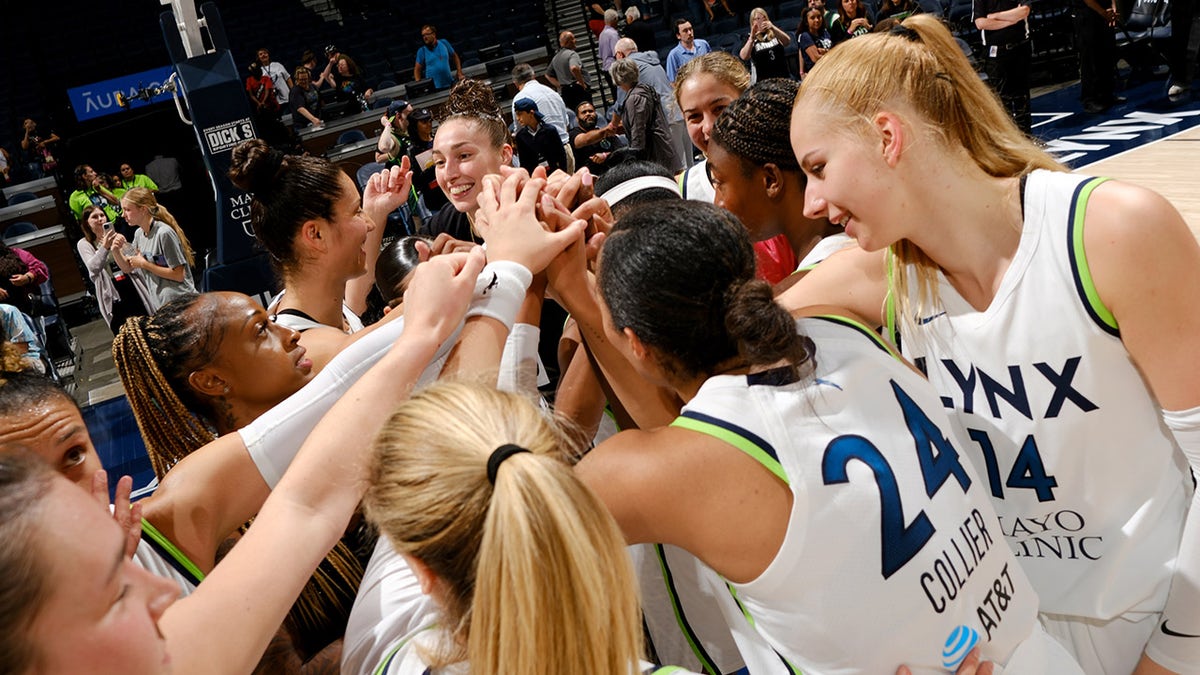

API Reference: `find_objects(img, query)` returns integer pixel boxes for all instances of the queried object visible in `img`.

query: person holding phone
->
[76,205,151,334]
[113,187,196,310]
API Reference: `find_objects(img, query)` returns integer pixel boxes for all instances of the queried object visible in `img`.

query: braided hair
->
[112,292,367,659]
[440,78,512,147]
[711,78,801,173]
[112,294,221,478]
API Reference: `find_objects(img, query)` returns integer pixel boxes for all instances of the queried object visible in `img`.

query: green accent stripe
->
[140,518,205,583]
[654,544,721,675]
[725,583,804,675]
[1069,177,1118,332]
[373,624,438,675]
[884,247,900,346]
[670,416,789,485]
[812,314,899,361]
[649,667,688,674]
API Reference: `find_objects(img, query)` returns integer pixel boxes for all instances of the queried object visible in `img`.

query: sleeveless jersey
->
[893,170,1190,619]
[267,290,366,334]
[133,517,200,599]
[679,317,1078,673]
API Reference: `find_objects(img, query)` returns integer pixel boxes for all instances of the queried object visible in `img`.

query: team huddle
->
[0,14,1198,675]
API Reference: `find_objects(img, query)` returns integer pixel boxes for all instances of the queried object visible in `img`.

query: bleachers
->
[209,0,551,91]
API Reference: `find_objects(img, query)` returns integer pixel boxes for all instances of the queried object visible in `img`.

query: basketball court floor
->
[1033,78,1200,233]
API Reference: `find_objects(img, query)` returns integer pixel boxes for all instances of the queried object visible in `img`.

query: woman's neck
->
[902,160,1025,309]
[281,267,349,328]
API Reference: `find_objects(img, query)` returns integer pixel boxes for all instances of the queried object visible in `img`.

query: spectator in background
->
[624,5,657,52]
[1072,0,1121,112]
[333,55,374,112]
[586,0,623,35]
[414,24,464,90]
[511,63,575,171]
[0,240,48,318]
[611,58,682,171]
[667,19,713,80]
[600,8,622,72]
[739,7,793,80]
[613,37,691,167]
[117,163,159,192]
[299,49,334,88]
[974,0,1032,130]
[245,61,281,118]
[289,66,324,130]
[76,205,151,334]
[514,99,570,173]
[548,30,593,110]
[256,47,293,105]
[407,107,448,214]
[876,0,917,20]
[68,164,123,222]
[798,7,833,76]
[830,0,873,42]
[1166,0,1195,97]
[0,303,44,374]
[0,146,11,184]
[570,99,626,175]
[114,187,197,308]
[376,99,413,165]
[145,154,182,195]
[19,118,60,180]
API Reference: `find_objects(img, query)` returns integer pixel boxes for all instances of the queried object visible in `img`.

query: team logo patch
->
[941,625,979,670]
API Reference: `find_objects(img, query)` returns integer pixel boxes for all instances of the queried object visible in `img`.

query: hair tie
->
[889,22,921,41]
[487,443,530,485]
[252,149,287,196]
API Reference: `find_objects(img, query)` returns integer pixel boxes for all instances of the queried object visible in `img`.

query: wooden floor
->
[1080,126,1200,239]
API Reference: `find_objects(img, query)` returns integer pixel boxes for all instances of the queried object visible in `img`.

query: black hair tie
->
[251,149,287,196]
[487,444,530,485]
[889,23,921,41]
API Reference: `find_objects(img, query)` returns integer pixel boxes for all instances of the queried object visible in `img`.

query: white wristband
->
[464,260,533,331]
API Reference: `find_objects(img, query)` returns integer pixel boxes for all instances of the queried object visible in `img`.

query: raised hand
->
[474,173,584,274]
[362,157,413,217]
[91,471,142,559]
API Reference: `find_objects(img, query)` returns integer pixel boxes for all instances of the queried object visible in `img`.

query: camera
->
[102,221,114,232]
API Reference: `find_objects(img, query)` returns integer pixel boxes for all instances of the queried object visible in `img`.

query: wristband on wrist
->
[464,260,533,330]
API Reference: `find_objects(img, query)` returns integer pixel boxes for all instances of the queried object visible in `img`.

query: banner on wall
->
[66,66,178,123]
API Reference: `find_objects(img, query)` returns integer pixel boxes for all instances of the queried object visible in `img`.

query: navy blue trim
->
[746,365,800,387]
[678,410,782,463]
[655,544,720,674]
[811,315,893,356]
[1066,178,1120,338]
[140,529,204,587]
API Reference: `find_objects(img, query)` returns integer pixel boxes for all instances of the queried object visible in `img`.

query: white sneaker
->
[1168,84,1187,97]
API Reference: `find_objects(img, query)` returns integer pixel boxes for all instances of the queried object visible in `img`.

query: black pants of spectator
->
[560,83,591,111]
[108,275,149,335]
[984,41,1033,132]
[1073,6,1118,107]
[1169,0,1198,88]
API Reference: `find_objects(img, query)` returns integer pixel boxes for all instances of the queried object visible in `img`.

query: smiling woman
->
[420,79,514,244]
[228,138,413,372]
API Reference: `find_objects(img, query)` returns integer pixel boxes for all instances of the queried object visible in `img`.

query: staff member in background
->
[974,0,1033,131]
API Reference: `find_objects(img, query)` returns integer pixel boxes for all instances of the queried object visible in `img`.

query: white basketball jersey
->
[679,317,1075,674]
[894,170,1191,619]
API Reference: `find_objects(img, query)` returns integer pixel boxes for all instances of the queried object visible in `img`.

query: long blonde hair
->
[122,187,196,267]
[795,14,1064,327]
[364,382,643,675]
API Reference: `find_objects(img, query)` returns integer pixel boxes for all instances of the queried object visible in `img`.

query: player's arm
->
[1086,181,1200,675]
